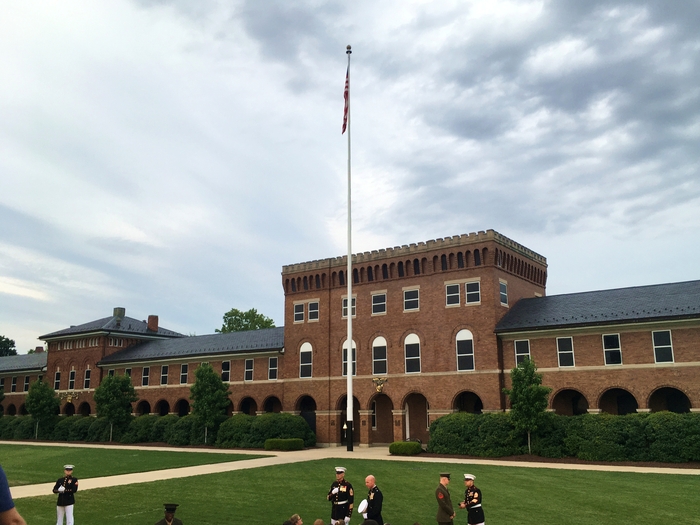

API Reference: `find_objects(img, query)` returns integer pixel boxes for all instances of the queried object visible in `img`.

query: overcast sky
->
[1,0,699,353]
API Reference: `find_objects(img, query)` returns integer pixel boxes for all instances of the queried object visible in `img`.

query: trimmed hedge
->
[264,438,304,451]
[216,413,315,449]
[121,415,158,444]
[428,411,700,463]
[389,441,423,455]
[67,416,94,442]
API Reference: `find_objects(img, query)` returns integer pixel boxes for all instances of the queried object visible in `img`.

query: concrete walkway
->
[6,441,700,500]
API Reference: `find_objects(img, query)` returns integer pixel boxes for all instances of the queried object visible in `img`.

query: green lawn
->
[0,444,263,485]
[11,457,700,525]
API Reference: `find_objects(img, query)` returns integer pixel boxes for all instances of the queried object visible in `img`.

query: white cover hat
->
[357,499,368,514]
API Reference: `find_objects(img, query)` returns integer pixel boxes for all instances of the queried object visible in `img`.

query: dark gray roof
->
[0,353,48,374]
[40,315,184,339]
[98,327,285,365]
[496,280,700,333]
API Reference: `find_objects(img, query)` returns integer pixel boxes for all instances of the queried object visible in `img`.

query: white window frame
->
[142,367,150,386]
[602,334,622,365]
[557,337,575,367]
[268,357,278,380]
[465,281,481,304]
[83,368,91,389]
[403,288,420,312]
[514,340,530,365]
[404,333,421,373]
[342,296,356,318]
[294,303,304,323]
[372,336,388,375]
[652,330,674,363]
[499,280,508,306]
[108,369,115,377]
[342,340,357,377]
[308,301,319,321]
[371,292,387,315]
[244,359,254,381]
[125,368,132,378]
[11,376,17,392]
[68,369,76,390]
[180,364,188,385]
[160,365,169,385]
[221,361,231,382]
[299,342,313,378]
[445,283,460,307]
[456,329,475,371]
[23,376,30,392]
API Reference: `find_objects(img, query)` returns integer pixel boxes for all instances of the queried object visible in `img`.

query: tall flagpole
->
[344,44,353,451]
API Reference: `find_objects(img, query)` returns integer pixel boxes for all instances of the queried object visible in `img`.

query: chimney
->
[35,346,45,353]
[113,307,126,319]
[147,315,159,332]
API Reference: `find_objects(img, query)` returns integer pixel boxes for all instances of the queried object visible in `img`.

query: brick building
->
[1,229,698,446]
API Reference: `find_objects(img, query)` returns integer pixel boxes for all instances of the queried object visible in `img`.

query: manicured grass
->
[0,444,264,486]
[12,457,700,525]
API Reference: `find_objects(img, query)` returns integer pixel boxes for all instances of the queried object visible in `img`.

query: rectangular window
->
[500,281,508,306]
[161,365,169,385]
[372,344,387,375]
[342,347,357,376]
[68,370,75,390]
[54,372,61,390]
[342,297,356,318]
[456,339,475,371]
[0,378,4,390]
[83,369,91,389]
[403,289,419,311]
[108,370,115,377]
[603,334,622,365]
[268,357,278,380]
[125,368,132,377]
[300,350,312,378]
[466,282,481,304]
[11,377,17,392]
[308,301,319,321]
[142,367,150,386]
[653,331,674,363]
[515,340,530,365]
[445,284,460,306]
[221,361,231,382]
[294,303,304,323]
[405,343,421,373]
[244,359,254,381]
[23,376,30,392]
[371,401,377,430]
[180,364,188,384]
[557,337,575,367]
[372,293,387,315]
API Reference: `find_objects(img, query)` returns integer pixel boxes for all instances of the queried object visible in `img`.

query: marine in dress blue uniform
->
[327,467,354,525]
[459,474,485,525]
[52,465,78,525]
[364,475,383,525]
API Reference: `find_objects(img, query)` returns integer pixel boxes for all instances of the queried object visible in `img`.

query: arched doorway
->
[175,399,190,417]
[648,387,691,413]
[337,395,361,445]
[240,397,257,416]
[136,400,151,416]
[297,395,316,433]
[0,405,3,416]
[63,403,75,416]
[453,391,483,414]
[263,396,282,413]
[599,388,638,415]
[19,404,28,415]
[155,400,170,416]
[78,402,91,417]
[551,389,589,415]
[369,393,394,444]
[6,404,16,416]
[404,393,429,443]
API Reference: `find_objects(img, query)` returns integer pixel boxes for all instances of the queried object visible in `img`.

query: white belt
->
[335,500,348,505]
[469,504,482,509]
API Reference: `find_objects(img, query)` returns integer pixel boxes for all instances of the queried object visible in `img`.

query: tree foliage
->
[94,374,138,439]
[0,335,17,357]
[503,358,552,454]
[215,308,275,333]
[25,379,60,429]
[190,363,231,443]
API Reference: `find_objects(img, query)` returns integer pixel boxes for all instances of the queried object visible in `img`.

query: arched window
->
[353,268,359,284]
[456,329,475,371]
[474,250,481,266]
[372,336,388,375]
[339,270,345,286]
[300,342,312,378]
[413,259,420,275]
[457,252,464,268]
[397,262,404,277]
[316,274,321,289]
[367,266,374,282]
[342,339,357,376]
[303,276,309,290]
[382,264,389,279]
[441,254,448,271]
[404,334,421,373]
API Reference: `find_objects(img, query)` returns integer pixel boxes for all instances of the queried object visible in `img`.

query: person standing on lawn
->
[53,465,78,525]
[459,474,485,525]
[327,466,354,525]
[0,465,27,525]
[154,503,183,525]
[364,475,383,525]
[435,472,455,525]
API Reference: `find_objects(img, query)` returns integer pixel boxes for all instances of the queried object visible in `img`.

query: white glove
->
[344,517,350,525]
[363,513,367,519]
[332,487,339,495]
[58,486,65,493]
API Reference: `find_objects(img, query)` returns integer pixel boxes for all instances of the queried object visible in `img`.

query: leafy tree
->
[215,308,275,333]
[94,374,138,441]
[503,358,552,454]
[25,378,60,439]
[0,335,17,357]
[190,363,231,444]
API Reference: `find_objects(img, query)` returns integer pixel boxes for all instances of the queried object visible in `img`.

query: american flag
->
[342,66,349,134]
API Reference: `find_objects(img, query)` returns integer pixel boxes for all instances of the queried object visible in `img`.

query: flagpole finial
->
[346,45,352,54]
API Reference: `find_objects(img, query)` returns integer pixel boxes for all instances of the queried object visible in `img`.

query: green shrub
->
[151,414,179,443]
[1,417,24,440]
[120,415,158,443]
[52,416,79,441]
[264,438,304,451]
[530,412,568,458]
[389,441,423,455]
[12,416,35,440]
[216,414,255,448]
[427,412,523,457]
[87,417,119,442]
[166,415,203,446]
[68,416,94,441]
[247,413,316,448]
